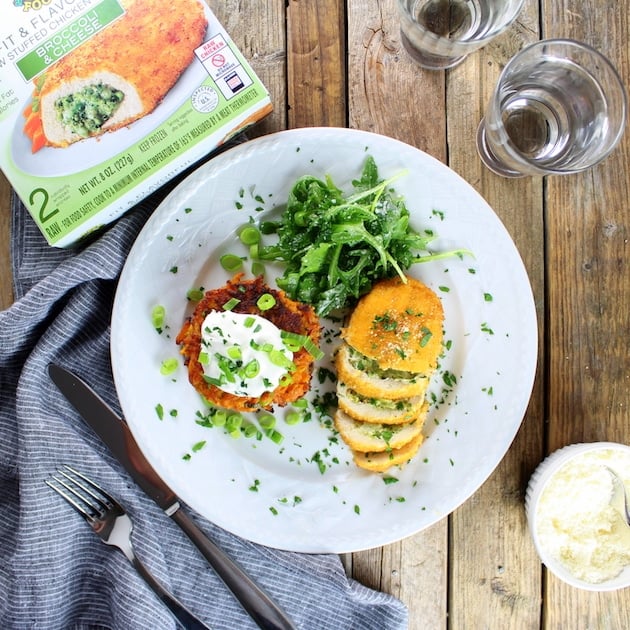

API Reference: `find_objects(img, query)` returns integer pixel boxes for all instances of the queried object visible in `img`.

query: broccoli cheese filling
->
[347,345,420,381]
[54,83,124,137]
[343,386,411,411]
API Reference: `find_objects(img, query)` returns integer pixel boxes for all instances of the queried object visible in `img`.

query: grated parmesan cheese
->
[536,449,630,583]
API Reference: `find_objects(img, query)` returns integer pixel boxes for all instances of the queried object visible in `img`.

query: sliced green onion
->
[242,359,260,378]
[285,411,302,425]
[213,410,227,427]
[220,254,244,272]
[198,351,209,365]
[259,414,276,430]
[268,349,294,370]
[186,288,204,301]
[303,336,324,360]
[257,293,276,311]
[242,421,259,438]
[280,331,303,352]
[244,316,256,328]
[151,305,166,331]
[279,374,293,387]
[251,261,265,277]
[226,413,243,432]
[160,358,178,376]
[227,346,242,360]
[222,297,241,311]
[265,428,284,444]
[239,225,261,245]
[217,356,235,382]
[279,331,323,360]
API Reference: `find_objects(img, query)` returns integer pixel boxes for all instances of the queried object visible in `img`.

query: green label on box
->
[16,0,125,81]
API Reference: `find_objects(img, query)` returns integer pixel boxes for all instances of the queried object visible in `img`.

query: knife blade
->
[48,363,297,630]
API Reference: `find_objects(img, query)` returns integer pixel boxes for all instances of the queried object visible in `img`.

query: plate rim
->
[111,127,538,552]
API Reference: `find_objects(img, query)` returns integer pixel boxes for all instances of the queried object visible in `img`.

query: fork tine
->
[46,465,115,523]
[57,466,111,512]
[62,465,125,511]
[45,476,95,522]
[47,466,213,629]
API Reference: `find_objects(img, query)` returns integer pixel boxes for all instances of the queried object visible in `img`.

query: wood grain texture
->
[208,0,286,136]
[445,3,545,627]
[346,3,448,628]
[543,1,630,628]
[347,0,446,156]
[287,0,346,128]
[2,0,630,627]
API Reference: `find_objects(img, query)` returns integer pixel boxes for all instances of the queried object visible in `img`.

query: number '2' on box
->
[0,0,272,247]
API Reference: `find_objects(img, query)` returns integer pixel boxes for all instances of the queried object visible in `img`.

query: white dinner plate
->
[111,127,537,553]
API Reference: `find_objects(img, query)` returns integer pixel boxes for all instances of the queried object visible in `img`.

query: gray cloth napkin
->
[0,159,409,630]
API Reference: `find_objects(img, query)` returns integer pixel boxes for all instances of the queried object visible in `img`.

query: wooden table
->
[2,1,629,627]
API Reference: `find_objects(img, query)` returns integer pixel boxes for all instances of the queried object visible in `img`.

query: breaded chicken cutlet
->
[33,0,208,148]
[334,276,444,472]
[176,274,321,412]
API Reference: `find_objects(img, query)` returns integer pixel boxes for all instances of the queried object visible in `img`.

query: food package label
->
[0,0,272,246]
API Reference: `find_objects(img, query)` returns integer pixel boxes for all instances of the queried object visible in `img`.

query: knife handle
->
[170,508,298,630]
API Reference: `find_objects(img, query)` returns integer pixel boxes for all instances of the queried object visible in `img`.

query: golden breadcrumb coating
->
[334,408,425,453]
[342,276,444,374]
[352,433,425,473]
[39,0,208,145]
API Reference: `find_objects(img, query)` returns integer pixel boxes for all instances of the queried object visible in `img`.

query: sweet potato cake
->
[29,0,208,149]
[176,274,321,412]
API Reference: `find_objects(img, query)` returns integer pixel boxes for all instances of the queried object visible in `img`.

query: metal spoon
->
[606,466,630,526]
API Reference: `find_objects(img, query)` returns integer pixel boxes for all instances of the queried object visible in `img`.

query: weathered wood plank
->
[207,0,286,136]
[346,2,448,628]
[445,3,545,628]
[348,0,446,156]
[544,1,630,627]
[286,0,346,128]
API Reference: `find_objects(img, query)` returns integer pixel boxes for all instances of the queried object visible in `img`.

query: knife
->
[48,364,297,630]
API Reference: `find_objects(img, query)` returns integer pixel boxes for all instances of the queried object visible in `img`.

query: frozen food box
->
[0,0,272,246]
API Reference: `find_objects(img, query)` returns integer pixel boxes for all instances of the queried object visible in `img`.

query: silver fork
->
[46,465,212,630]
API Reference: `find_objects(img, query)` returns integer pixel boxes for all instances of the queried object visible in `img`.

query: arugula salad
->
[253,156,469,317]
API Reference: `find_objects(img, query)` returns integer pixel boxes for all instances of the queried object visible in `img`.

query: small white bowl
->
[525,442,630,591]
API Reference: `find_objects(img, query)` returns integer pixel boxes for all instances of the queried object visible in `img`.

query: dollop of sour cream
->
[198,310,294,397]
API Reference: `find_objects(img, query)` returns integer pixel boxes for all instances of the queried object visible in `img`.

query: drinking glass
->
[397,0,525,70]
[476,39,628,177]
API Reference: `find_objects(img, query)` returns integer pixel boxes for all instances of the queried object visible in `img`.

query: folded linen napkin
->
[0,160,409,629]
